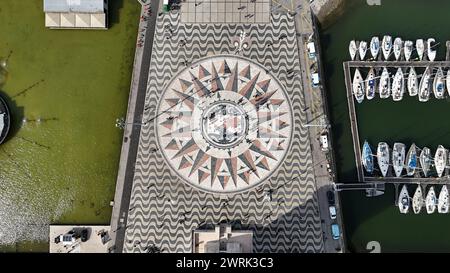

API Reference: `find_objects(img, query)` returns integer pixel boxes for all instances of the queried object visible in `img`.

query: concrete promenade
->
[108,0,160,253]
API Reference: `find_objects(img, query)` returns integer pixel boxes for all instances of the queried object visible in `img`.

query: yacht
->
[362,140,374,174]
[418,66,431,102]
[438,185,449,214]
[379,67,391,99]
[412,185,424,214]
[393,37,403,60]
[420,147,432,177]
[427,38,437,62]
[426,186,437,214]
[382,35,393,60]
[392,68,404,101]
[365,67,376,100]
[416,39,425,60]
[407,67,418,96]
[433,67,446,99]
[434,145,447,178]
[370,36,380,59]
[0,95,10,145]
[349,40,357,60]
[398,185,410,214]
[406,143,417,176]
[352,68,365,103]
[359,41,368,61]
[446,69,450,97]
[404,40,413,61]
[392,142,406,177]
[377,142,390,177]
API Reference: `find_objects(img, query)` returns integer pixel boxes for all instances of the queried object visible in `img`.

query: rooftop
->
[44,0,106,13]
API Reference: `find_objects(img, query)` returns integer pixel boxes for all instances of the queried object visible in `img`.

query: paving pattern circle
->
[156,55,293,193]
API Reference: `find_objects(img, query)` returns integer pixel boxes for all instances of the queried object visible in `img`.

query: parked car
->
[327,190,335,205]
[331,224,340,240]
[329,205,337,220]
[81,229,89,242]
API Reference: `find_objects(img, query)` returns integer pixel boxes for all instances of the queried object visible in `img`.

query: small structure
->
[192,224,253,253]
[311,72,320,87]
[307,42,317,59]
[320,133,329,152]
[50,225,110,253]
[44,0,109,29]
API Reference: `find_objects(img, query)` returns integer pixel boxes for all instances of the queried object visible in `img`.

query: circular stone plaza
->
[109,2,327,253]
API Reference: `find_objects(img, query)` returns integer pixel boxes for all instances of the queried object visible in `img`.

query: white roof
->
[45,12,106,29]
[312,73,320,84]
[44,0,105,13]
[320,135,328,149]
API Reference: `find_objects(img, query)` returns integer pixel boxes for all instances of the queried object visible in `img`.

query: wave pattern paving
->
[122,12,324,253]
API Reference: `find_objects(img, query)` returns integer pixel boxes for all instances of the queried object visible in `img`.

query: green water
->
[0,0,140,251]
[321,0,450,252]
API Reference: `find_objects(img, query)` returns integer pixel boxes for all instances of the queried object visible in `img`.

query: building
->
[44,0,108,29]
[192,224,253,253]
[307,42,317,59]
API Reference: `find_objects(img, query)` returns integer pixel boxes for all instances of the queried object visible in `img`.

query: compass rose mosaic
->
[156,55,293,193]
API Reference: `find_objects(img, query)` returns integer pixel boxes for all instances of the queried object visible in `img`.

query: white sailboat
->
[370,36,380,59]
[349,40,357,60]
[398,185,410,214]
[418,66,431,102]
[379,67,391,99]
[407,67,418,96]
[352,69,365,103]
[416,39,425,60]
[404,40,413,61]
[359,41,368,61]
[433,67,446,99]
[447,69,450,97]
[412,185,424,214]
[434,145,447,178]
[382,35,392,60]
[426,186,437,214]
[438,185,449,214]
[427,38,437,62]
[366,67,376,100]
[393,37,403,61]
[406,143,417,176]
[377,142,390,177]
[392,68,404,101]
[420,147,432,177]
[392,143,405,177]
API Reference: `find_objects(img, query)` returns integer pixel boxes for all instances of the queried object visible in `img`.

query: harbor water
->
[0,1,140,251]
[321,0,450,252]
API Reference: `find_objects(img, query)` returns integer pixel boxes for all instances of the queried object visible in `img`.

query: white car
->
[329,206,337,220]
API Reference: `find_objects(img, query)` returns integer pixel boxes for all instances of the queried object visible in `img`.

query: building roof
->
[44,0,105,13]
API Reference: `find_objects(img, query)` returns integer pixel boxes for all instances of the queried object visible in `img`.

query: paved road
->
[293,0,346,253]
[108,0,160,253]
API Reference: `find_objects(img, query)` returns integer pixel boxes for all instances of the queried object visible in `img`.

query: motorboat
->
[434,145,447,178]
[392,142,405,177]
[382,35,392,60]
[447,69,450,96]
[416,39,425,60]
[379,67,391,99]
[377,142,390,177]
[404,40,413,61]
[412,185,424,214]
[398,185,410,214]
[438,185,449,214]
[418,66,431,102]
[352,68,365,103]
[420,147,432,177]
[359,41,368,61]
[406,143,417,176]
[426,186,437,214]
[349,40,357,60]
[365,67,376,100]
[392,68,404,101]
[393,37,403,60]
[433,67,446,99]
[407,67,418,96]
[427,38,437,62]
[370,36,380,59]
[362,140,374,174]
